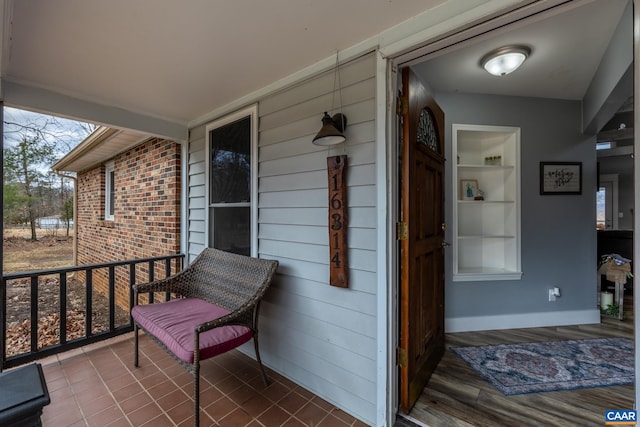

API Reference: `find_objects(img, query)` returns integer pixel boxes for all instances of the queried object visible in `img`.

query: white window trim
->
[204,104,258,257]
[104,161,115,221]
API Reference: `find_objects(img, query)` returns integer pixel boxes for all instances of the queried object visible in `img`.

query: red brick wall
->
[76,138,181,311]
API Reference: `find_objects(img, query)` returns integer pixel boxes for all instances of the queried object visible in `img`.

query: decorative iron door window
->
[417,107,440,153]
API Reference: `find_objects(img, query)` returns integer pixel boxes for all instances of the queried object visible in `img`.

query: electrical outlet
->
[549,289,556,302]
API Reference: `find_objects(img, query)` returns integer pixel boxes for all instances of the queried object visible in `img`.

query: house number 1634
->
[327,155,348,288]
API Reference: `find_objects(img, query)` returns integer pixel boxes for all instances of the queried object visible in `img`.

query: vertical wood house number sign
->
[327,155,348,288]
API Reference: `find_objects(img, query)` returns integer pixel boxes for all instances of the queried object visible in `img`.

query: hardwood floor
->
[406,297,634,427]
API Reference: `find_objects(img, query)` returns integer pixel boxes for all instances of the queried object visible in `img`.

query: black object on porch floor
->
[0,363,50,427]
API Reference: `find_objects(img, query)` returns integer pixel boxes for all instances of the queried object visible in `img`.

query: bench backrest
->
[176,248,278,312]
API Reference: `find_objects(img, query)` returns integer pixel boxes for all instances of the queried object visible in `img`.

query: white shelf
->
[454,267,523,282]
[452,124,521,282]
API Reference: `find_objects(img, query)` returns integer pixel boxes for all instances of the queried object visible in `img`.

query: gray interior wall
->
[582,0,633,134]
[186,52,378,424]
[436,92,597,319]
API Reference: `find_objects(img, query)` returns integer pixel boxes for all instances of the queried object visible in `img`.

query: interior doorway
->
[391,0,635,422]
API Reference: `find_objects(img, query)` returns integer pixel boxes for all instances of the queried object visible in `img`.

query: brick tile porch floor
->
[32,333,368,426]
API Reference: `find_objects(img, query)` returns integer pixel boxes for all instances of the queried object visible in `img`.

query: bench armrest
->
[196,303,255,334]
[133,274,185,301]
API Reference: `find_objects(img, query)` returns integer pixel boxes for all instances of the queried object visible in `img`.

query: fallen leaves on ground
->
[5,276,129,357]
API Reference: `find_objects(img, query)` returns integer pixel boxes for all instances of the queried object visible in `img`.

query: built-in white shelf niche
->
[452,123,522,281]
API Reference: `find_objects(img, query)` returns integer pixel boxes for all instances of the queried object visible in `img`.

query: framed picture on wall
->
[540,162,582,195]
[460,179,479,200]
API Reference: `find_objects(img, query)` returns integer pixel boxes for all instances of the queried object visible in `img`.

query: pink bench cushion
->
[131,298,252,363]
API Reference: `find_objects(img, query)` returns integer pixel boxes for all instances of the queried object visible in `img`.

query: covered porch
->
[38,333,364,427]
[1,250,364,426]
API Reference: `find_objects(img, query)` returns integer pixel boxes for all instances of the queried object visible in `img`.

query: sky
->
[3,107,96,180]
[3,106,95,156]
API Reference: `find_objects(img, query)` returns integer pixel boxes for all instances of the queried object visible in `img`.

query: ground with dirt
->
[4,228,128,356]
[3,228,75,273]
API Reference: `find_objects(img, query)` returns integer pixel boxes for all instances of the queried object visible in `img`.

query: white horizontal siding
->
[259,53,376,118]
[188,220,205,234]
[260,98,375,157]
[260,256,377,294]
[260,312,376,422]
[188,207,205,221]
[259,224,376,250]
[260,206,377,228]
[189,185,206,199]
[257,53,378,424]
[260,79,375,136]
[271,275,376,316]
[260,134,374,177]
[259,163,375,191]
[187,124,207,261]
[264,285,376,338]
[259,185,375,208]
[260,239,376,273]
[186,52,378,424]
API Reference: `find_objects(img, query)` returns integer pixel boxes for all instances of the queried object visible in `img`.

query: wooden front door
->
[399,67,446,413]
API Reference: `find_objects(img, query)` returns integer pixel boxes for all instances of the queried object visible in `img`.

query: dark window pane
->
[210,117,251,203]
[211,207,250,256]
[108,170,115,216]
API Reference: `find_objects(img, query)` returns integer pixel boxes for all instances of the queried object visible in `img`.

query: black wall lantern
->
[312,112,347,146]
[312,51,348,146]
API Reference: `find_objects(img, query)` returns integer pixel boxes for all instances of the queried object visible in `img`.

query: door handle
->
[442,240,451,248]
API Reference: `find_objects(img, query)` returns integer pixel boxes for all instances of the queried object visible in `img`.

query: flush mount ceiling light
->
[481,45,531,76]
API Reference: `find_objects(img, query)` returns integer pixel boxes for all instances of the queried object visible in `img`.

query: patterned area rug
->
[451,337,634,395]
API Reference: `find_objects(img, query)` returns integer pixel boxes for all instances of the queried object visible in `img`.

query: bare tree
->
[3,107,96,238]
[4,109,97,154]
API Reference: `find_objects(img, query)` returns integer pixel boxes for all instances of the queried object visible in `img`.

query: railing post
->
[129,263,136,327]
[60,272,67,346]
[148,260,155,304]
[1,277,6,371]
[165,259,172,301]
[30,276,38,354]
[85,269,93,337]
[108,266,115,331]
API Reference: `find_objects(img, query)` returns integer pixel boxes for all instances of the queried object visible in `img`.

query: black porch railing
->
[1,253,184,371]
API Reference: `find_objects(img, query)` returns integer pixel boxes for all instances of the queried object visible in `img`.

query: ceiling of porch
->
[2,0,447,130]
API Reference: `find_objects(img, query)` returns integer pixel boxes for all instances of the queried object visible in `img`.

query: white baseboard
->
[445,309,601,333]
